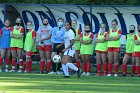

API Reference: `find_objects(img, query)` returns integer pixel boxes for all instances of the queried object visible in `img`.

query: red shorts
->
[26,51,34,56]
[38,45,52,52]
[125,52,133,57]
[108,47,120,52]
[133,52,140,57]
[11,47,22,50]
[96,50,107,54]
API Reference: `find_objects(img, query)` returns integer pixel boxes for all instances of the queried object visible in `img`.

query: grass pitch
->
[0,72,140,93]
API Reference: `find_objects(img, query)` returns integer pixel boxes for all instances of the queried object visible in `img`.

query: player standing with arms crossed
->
[106,19,122,77]
[80,24,94,76]
[95,23,108,76]
[133,24,140,77]
[122,25,135,76]
[10,17,24,72]
[72,20,81,68]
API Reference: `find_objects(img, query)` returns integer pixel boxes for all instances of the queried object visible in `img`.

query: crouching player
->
[24,21,36,73]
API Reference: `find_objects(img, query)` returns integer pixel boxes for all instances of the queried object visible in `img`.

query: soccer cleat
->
[131,74,135,77]
[63,76,70,78]
[0,69,2,72]
[123,74,126,77]
[114,74,118,77]
[18,70,22,73]
[81,72,86,76]
[9,70,15,72]
[45,71,49,74]
[24,70,28,73]
[77,69,81,78]
[95,73,100,76]
[5,69,9,72]
[40,71,44,74]
[28,71,32,73]
[48,71,56,74]
[107,74,112,77]
[57,71,63,75]
[138,74,140,77]
[85,72,90,76]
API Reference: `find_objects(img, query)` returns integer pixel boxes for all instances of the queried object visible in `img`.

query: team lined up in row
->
[0,17,140,77]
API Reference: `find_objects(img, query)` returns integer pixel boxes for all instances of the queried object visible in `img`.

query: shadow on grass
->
[0,73,140,93]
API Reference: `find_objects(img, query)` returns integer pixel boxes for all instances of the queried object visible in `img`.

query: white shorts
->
[64,50,75,57]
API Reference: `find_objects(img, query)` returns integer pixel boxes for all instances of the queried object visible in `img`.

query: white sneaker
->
[81,72,86,76]
[85,72,90,76]
[48,71,56,74]
[9,70,15,72]
[107,74,112,77]
[57,71,63,74]
[18,70,22,73]
[0,69,2,72]
[114,74,118,77]
[5,69,8,72]
[24,70,28,73]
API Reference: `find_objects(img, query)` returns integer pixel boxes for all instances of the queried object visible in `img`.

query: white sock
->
[6,65,8,69]
[62,64,69,76]
[66,63,78,71]
[12,66,15,70]
[20,66,23,69]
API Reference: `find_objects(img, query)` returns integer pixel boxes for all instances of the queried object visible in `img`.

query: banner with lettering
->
[0,4,140,44]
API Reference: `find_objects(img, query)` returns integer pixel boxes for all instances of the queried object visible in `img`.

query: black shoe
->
[46,71,49,74]
[63,76,70,78]
[40,71,44,74]
[77,69,81,78]
[123,74,126,77]
[131,74,134,77]
[71,70,76,75]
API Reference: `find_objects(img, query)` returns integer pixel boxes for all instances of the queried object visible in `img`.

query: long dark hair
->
[57,18,64,22]
[66,21,76,36]
[112,19,118,25]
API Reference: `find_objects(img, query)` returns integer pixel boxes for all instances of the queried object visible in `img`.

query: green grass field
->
[0,73,140,93]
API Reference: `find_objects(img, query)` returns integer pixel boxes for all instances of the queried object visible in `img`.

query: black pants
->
[52,62,61,72]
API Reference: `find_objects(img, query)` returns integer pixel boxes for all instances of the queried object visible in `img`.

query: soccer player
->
[50,18,65,74]
[133,24,140,77]
[80,24,94,76]
[37,18,52,74]
[61,21,80,78]
[95,23,108,76]
[122,25,135,76]
[10,17,24,72]
[72,20,81,68]
[24,21,36,73]
[0,19,11,72]
[106,19,122,77]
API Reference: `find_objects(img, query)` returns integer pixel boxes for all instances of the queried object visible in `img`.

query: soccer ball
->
[53,55,61,63]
